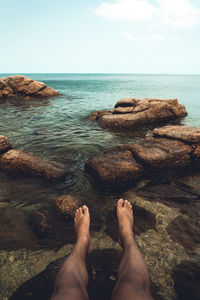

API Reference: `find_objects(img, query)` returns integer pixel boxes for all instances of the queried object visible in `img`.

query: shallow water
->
[0,74,200,299]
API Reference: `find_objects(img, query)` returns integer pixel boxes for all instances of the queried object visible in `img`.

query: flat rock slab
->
[0,149,68,181]
[153,125,200,143]
[0,135,12,154]
[131,137,192,169]
[85,151,143,188]
[0,75,60,98]
[90,98,187,129]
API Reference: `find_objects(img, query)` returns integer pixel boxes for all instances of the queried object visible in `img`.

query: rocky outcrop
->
[153,125,200,143]
[0,149,68,181]
[85,125,200,188]
[90,98,187,129]
[0,135,12,154]
[85,150,143,188]
[0,75,60,98]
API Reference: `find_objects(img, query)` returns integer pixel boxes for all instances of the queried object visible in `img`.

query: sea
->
[0,73,200,299]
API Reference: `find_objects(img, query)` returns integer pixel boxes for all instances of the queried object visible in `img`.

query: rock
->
[153,125,200,143]
[0,150,68,181]
[0,135,12,154]
[137,177,200,221]
[105,205,156,242]
[28,207,75,247]
[90,98,187,129]
[131,136,192,169]
[172,261,200,300]
[166,216,200,252]
[9,249,162,300]
[0,75,60,99]
[53,195,82,218]
[85,150,144,188]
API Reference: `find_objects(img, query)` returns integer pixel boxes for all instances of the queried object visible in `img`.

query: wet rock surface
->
[85,150,143,188]
[153,125,200,143]
[0,75,60,98]
[9,249,162,300]
[0,149,69,181]
[53,195,82,218]
[0,135,12,154]
[105,205,156,242]
[90,98,187,129]
[166,216,200,253]
[172,261,200,300]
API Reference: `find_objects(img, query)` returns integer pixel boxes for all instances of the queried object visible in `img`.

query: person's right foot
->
[117,199,134,248]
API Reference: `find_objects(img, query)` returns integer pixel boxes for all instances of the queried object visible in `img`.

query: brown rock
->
[0,149,68,181]
[53,195,82,218]
[91,98,187,129]
[85,150,143,188]
[0,135,12,154]
[0,75,60,98]
[153,125,200,143]
[131,137,192,169]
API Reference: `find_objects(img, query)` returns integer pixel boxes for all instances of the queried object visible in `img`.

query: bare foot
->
[117,199,134,248]
[74,205,92,253]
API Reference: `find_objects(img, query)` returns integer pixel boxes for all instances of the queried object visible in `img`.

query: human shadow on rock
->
[10,249,163,300]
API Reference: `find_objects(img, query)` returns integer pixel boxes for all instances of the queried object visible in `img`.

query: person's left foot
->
[74,205,92,253]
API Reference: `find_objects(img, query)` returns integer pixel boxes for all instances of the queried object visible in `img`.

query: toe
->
[82,205,89,215]
[117,198,124,208]
[124,200,129,208]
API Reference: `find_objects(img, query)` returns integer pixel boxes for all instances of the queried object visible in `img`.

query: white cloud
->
[95,0,200,29]
[96,0,157,22]
[122,32,165,42]
[158,0,200,28]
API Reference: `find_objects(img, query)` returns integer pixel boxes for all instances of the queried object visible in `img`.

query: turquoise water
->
[0,73,200,232]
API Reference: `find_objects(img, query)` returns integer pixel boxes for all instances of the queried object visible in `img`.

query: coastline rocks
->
[0,75,60,99]
[0,150,68,181]
[85,151,143,188]
[153,125,200,143]
[0,135,12,154]
[90,98,187,129]
[85,125,200,188]
[131,137,192,169]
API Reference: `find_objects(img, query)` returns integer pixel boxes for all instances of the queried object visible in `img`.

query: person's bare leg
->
[51,205,92,300]
[112,199,153,300]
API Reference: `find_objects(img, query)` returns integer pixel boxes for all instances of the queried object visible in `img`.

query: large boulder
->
[131,136,192,169]
[153,125,200,143]
[0,149,68,181]
[0,75,60,98]
[85,150,143,188]
[90,98,187,129]
[0,135,12,154]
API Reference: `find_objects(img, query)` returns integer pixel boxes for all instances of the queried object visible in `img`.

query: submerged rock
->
[90,98,187,129]
[166,216,200,252]
[0,150,68,181]
[0,135,12,154]
[172,261,200,300]
[153,125,200,143]
[85,150,143,188]
[105,205,156,242]
[0,75,60,99]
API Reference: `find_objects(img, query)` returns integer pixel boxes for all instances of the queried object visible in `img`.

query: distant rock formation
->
[0,135,68,181]
[0,75,60,99]
[85,125,200,188]
[90,98,187,129]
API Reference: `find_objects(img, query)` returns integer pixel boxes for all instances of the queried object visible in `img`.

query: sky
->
[0,0,200,74]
